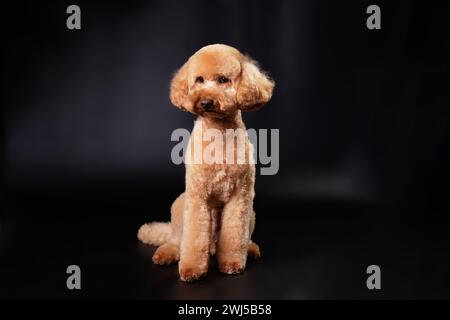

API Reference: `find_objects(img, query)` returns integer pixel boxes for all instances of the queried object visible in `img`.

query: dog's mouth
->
[202,111,227,119]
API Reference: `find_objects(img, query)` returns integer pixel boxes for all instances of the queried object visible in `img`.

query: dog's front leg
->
[216,193,251,275]
[178,190,211,281]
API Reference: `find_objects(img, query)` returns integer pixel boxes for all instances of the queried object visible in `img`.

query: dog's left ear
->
[237,58,275,112]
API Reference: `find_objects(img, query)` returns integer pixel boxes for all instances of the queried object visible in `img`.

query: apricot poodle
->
[138,44,275,281]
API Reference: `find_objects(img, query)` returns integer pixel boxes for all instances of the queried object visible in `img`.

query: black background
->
[2,0,449,299]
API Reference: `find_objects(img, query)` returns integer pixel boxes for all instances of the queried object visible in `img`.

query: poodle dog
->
[138,44,274,281]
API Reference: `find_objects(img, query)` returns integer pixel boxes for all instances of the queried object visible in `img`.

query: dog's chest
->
[208,164,247,197]
[188,163,249,201]
[185,117,254,202]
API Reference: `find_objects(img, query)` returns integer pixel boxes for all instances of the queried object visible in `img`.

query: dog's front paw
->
[179,262,207,282]
[218,260,246,275]
[152,243,180,265]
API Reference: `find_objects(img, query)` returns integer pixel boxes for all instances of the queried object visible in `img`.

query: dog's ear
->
[170,61,190,110]
[237,58,275,112]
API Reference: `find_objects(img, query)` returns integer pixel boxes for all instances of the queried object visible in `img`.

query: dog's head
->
[170,44,274,119]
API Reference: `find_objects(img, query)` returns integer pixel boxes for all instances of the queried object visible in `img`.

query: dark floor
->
[1,182,450,299]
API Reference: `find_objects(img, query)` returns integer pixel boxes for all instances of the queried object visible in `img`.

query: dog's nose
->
[199,99,214,111]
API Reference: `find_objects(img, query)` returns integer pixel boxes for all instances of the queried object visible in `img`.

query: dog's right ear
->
[169,61,190,110]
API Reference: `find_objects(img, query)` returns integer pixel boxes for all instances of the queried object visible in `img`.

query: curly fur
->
[138,44,274,281]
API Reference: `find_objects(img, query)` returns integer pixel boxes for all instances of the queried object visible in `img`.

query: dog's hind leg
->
[247,209,261,259]
[150,193,185,265]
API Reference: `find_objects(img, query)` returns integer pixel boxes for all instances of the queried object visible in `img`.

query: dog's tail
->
[137,222,171,246]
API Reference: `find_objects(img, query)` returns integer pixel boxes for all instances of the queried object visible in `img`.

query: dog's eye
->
[217,76,230,84]
[195,76,204,84]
